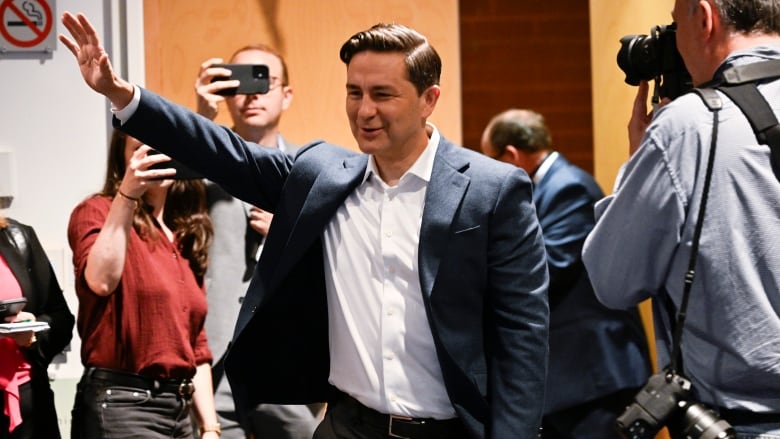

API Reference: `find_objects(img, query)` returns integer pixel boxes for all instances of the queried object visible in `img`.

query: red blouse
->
[67,196,212,379]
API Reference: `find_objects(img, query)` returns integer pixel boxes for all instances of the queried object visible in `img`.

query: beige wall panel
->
[144,0,461,150]
[589,0,673,190]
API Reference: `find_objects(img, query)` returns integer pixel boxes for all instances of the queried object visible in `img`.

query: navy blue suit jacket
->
[534,154,650,413]
[118,90,550,439]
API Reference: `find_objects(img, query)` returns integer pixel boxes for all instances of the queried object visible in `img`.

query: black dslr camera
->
[617,23,693,100]
[617,370,735,439]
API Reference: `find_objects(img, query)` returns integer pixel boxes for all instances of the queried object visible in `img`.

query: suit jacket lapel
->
[418,140,470,298]
[268,154,368,292]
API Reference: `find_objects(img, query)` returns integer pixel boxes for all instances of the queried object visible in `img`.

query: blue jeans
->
[71,370,193,439]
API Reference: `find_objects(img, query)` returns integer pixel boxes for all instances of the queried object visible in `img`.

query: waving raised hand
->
[59,11,134,108]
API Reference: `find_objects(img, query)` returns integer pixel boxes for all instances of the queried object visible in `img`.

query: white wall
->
[0,0,142,433]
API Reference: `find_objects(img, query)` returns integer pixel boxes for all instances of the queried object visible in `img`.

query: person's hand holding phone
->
[118,144,177,200]
[194,58,240,120]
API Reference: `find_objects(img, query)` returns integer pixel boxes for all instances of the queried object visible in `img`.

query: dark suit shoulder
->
[540,155,604,200]
[294,140,358,163]
[437,137,530,183]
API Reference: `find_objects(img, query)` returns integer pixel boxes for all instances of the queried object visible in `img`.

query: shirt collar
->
[362,123,441,184]
[711,45,780,83]
[532,150,559,185]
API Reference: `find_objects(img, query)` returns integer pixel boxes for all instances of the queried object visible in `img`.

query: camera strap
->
[711,59,780,181]
[671,59,780,373]
[669,87,721,374]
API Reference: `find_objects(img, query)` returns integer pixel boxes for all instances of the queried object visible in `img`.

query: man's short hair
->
[338,23,441,95]
[486,109,552,154]
[712,0,780,34]
[230,44,290,86]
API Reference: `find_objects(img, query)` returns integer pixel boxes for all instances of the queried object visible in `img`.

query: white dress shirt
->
[323,126,456,419]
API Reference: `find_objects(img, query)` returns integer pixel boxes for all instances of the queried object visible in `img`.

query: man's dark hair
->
[339,23,441,95]
[712,0,780,34]
[486,109,552,154]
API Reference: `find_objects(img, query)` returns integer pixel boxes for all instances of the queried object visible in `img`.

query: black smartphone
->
[211,64,270,96]
[0,298,27,318]
[148,150,203,180]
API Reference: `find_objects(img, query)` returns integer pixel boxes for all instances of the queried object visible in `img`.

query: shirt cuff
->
[111,85,141,125]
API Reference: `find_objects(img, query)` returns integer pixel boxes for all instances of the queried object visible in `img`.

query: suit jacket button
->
[251,305,257,313]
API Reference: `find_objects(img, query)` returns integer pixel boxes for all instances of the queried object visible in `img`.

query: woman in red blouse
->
[67,130,221,438]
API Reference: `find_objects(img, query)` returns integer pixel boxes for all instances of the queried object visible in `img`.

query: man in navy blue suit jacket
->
[481,109,651,438]
[61,13,550,439]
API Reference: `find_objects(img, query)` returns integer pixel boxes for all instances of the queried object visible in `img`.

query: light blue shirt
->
[583,46,780,415]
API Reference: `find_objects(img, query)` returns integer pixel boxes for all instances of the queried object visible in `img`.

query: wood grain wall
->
[142,0,460,151]
[459,0,593,172]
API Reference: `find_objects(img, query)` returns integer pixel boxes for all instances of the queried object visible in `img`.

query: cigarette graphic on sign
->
[7,1,42,26]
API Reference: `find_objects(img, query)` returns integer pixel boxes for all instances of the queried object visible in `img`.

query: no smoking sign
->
[0,0,55,53]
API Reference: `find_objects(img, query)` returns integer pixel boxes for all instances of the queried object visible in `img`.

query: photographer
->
[583,0,780,438]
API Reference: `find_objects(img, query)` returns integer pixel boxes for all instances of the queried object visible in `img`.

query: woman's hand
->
[3,311,37,348]
[118,144,176,199]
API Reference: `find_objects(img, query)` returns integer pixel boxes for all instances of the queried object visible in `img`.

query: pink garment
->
[0,253,23,301]
[0,338,31,432]
[0,253,32,432]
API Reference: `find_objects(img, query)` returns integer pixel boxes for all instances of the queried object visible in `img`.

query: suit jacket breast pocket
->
[453,225,480,235]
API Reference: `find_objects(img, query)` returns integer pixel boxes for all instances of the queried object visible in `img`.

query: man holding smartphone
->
[194,45,325,439]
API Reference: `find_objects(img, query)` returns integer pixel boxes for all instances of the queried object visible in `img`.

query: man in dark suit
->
[60,13,550,439]
[481,109,651,438]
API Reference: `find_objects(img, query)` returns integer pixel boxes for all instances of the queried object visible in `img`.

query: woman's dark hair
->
[103,130,213,283]
[339,23,441,95]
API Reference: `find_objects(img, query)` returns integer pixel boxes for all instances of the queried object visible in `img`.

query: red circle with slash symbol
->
[0,0,53,48]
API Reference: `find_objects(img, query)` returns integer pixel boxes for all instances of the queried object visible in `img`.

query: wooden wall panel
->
[459,0,593,172]
[143,0,461,150]
[589,0,674,191]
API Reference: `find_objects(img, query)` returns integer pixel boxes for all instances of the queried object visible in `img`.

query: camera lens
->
[678,403,735,439]
[616,23,692,100]
[617,34,658,85]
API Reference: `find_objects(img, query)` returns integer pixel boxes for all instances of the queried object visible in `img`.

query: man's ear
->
[420,85,441,119]
[504,145,523,166]
[505,145,519,160]
[698,0,715,41]
[282,85,294,111]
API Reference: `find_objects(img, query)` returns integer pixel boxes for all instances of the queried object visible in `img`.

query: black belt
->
[719,408,780,426]
[85,367,194,400]
[337,393,464,439]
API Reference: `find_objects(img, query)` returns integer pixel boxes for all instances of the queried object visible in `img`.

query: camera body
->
[617,23,692,100]
[617,370,735,439]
